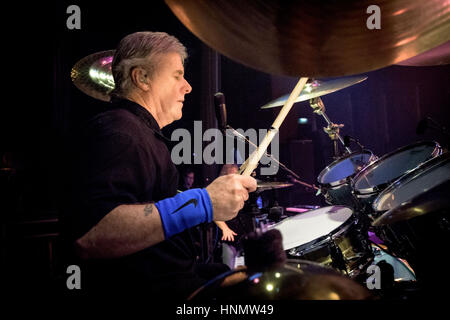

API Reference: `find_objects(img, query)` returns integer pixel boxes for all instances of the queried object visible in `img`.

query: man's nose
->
[184,79,192,94]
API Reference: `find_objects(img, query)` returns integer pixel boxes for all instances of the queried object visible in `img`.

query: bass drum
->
[352,141,442,217]
[270,206,373,278]
[317,150,377,208]
[372,153,450,287]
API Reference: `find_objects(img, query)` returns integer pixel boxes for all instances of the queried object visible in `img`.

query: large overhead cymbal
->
[165,0,450,77]
[261,76,367,109]
[71,50,115,102]
[396,40,450,66]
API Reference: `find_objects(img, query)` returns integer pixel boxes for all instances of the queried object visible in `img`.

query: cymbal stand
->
[325,123,345,159]
[309,97,351,159]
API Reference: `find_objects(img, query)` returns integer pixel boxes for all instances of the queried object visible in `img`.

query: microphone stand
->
[225,125,317,191]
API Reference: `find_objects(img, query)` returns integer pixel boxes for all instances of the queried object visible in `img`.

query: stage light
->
[298,118,308,124]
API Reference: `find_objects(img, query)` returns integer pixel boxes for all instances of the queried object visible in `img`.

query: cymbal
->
[257,181,293,191]
[189,260,371,300]
[372,180,450,227]
[261,76,367,109]
[165,0,450,77]
[396,40,450,66]
[71,50,115,102]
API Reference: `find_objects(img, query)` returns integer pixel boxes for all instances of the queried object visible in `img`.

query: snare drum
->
[270,206,373,277]
[352,141,442,216]
[317,150,377,207]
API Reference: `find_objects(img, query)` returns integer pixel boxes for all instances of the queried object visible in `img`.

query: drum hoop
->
[352,141,442,195]
[285,259,343,274]
[290,213,357,253]
[372,152,450,212]
[317,150,376,188]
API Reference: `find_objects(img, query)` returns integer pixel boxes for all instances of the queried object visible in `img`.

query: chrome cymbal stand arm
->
[309,97,352,155]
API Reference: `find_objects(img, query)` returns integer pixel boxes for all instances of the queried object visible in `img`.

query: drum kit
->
[187,113,449,302]
[270,139,448,284]
[70,0,450,300]
[186,76,449,300]
[205,81,447,300]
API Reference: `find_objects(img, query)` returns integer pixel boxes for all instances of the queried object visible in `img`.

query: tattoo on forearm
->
[144,204,153,217]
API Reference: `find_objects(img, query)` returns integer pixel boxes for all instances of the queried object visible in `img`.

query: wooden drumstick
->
[239,77,309,176]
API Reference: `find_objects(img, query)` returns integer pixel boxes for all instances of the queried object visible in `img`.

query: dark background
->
[1,1,449,294]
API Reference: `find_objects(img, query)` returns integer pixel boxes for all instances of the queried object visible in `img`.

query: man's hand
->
[221,227,237,242]
[206,174,257,221]
[215,221,237,241]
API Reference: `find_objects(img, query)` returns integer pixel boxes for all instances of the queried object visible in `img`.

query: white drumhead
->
[319,151,373,184]
[270,206,353,250]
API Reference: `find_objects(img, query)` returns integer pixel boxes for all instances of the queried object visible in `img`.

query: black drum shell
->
[317,150,377,208]
[286,214,373,278]
[372,180,450,288]
[352,141,442,216]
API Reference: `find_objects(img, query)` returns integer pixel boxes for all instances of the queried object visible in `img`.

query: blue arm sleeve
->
[155,188,213,239]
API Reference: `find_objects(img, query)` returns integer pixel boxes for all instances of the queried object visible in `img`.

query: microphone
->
[214,92,227,132]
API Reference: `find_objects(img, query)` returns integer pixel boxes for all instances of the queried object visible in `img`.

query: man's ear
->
[130,67,150,90]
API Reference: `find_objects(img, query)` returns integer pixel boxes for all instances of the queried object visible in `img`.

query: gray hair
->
[110,31,188,98]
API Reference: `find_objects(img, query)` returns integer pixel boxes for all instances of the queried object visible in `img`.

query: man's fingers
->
[238,200,245,211]
[235,175,257,192]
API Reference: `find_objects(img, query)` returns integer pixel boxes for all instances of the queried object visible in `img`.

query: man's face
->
[148,52,192,126]
[184,172,194,188]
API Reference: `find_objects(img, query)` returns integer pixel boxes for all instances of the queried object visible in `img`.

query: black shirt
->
[62,98,227,298]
